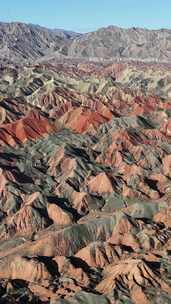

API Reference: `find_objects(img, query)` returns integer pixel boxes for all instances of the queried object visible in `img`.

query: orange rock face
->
[86,173,113,195]
[0,255,52,284]
[75,242,121,268]
[47,203,73,226]
[59,107,112,133]
[154,207,171,227]
[96,258,171,304]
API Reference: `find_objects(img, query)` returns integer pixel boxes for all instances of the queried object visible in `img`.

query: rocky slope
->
[0,22,171,64]
[68,26,171,62]
[0,61,170,303]
[0,22,79,64]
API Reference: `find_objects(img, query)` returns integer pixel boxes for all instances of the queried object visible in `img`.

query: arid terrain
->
[0,22,171,64]
[0,22,170,304]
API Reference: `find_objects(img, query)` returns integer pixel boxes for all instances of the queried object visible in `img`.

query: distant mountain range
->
[0,21,170,63]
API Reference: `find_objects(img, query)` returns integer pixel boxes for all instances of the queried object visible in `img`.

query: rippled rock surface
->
[0,60,170,303]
